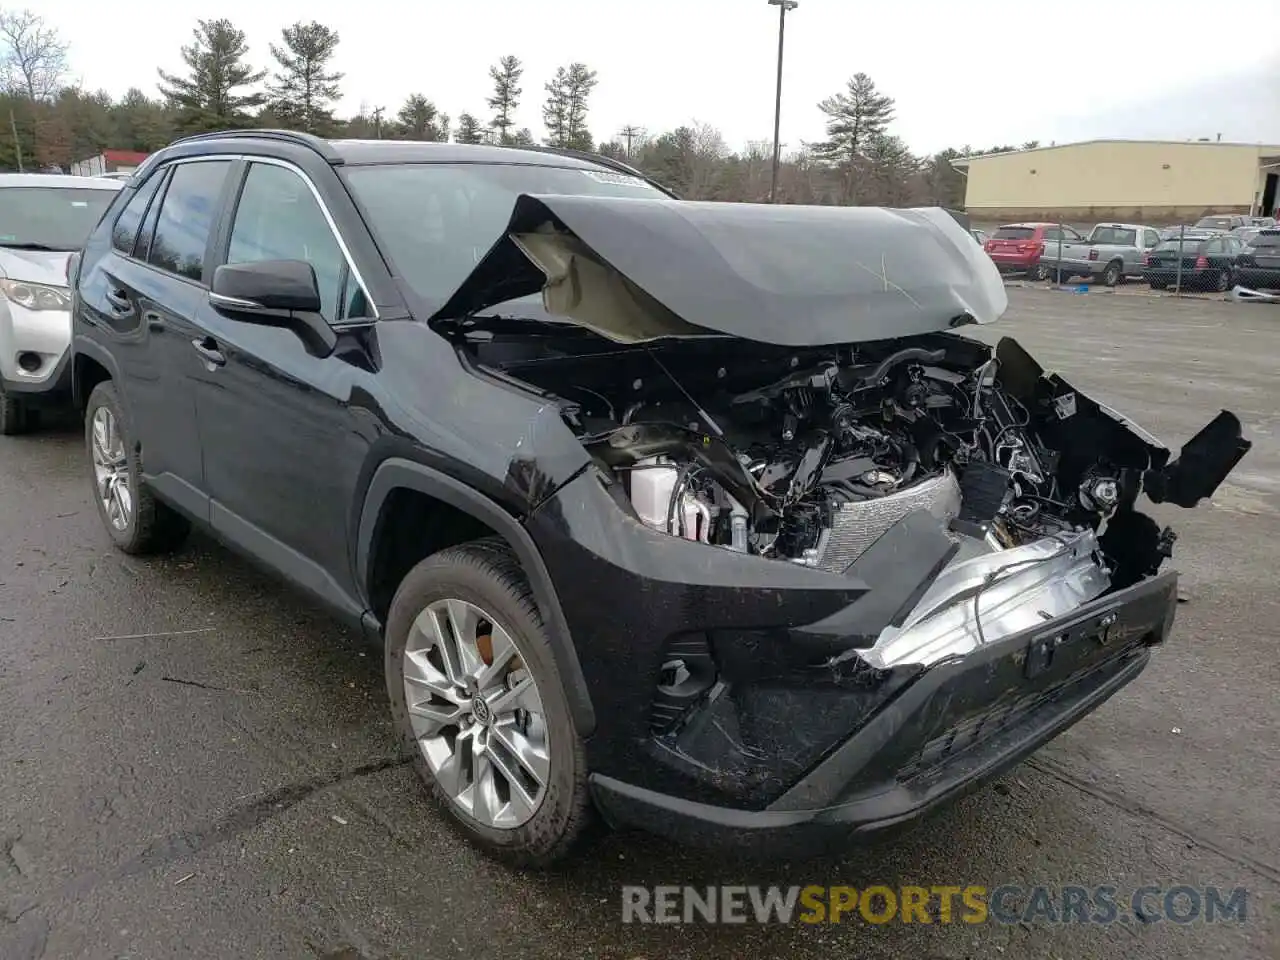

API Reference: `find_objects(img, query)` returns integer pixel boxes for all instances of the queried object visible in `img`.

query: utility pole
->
[9,109,23,173]
[619,124,644,160]
[767,0,798,203]
[371,106,385,139]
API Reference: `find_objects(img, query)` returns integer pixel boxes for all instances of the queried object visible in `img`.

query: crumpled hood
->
[0,248,71,286]
[429,196,1008,346]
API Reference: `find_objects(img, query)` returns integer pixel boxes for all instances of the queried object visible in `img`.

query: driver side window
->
[226,162,360,323]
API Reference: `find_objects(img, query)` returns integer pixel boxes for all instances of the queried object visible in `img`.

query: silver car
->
[0,173,123,434]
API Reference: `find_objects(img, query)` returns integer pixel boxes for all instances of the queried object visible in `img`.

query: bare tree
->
[0,8,68,100]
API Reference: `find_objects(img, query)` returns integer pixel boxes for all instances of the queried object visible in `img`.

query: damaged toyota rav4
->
[71,132,1250,867]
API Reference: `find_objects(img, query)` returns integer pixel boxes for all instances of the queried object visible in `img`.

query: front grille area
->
[896,650,1140,784]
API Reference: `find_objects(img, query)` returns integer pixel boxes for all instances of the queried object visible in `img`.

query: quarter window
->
[111,172,164,255]
[1144,230,1160,248]
[226,163,353,322]
[146,160,232,282]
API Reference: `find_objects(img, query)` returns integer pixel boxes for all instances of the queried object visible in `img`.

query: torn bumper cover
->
[588,571,1176,856]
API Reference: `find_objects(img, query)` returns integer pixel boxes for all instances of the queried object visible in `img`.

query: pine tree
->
[455,112,485,144]
[158,19,265,133]
[395,94,448,141]
[266,21,343,134]
[543,62,596,150]
[486,55,522,144]
[811,72,895,205]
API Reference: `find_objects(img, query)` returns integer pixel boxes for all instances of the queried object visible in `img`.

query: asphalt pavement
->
[1,288,1277,959]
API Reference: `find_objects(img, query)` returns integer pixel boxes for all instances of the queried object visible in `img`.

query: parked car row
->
[980,214,1280,292]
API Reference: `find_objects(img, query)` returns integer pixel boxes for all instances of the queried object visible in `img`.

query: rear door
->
[79,157,237,519]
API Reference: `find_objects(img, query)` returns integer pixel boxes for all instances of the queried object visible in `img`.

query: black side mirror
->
[209,259,336,356]
[210,259,322,313]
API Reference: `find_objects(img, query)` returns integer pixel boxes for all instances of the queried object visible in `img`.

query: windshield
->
[0,186,118,250]
[1194,217,1232,229]
[1089,226,1137,244]
[343,162,668,305]
[992,227,1035,240]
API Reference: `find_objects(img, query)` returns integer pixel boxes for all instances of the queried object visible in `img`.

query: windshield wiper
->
[0,241,67,252]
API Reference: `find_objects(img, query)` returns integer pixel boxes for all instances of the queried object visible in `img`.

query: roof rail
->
[509,143,676,197]
[167,128,342,163]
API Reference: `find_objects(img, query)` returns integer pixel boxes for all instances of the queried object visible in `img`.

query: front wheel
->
[384,538,595,867]
[85,381,190,554]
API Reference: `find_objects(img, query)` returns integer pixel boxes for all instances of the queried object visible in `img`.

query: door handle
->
[191,336,226,367]
[104,287,132,313]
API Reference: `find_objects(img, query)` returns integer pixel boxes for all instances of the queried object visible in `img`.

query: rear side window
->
[992,227,1035,240]
[111,173,164,255]
[146,160,232,282]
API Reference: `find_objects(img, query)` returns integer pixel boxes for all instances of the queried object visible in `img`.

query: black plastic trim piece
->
[355,457,596,734]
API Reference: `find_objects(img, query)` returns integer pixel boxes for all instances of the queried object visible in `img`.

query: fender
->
[356,457,596,735]
[70,335,124,409]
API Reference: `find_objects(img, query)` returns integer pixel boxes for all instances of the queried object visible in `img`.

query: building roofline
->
[951,137,1280,168]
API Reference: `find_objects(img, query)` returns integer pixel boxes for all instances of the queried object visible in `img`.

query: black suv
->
[70,130,1248,866]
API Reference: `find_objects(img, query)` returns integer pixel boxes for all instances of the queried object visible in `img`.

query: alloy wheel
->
[402,598,551,828]
[91,406,132,530]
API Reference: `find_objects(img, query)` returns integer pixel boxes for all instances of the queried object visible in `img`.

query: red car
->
[983,222,1083,280]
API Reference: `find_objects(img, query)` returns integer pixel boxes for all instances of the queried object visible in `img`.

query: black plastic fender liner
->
[70,335,124,409]
[355,457,596,735]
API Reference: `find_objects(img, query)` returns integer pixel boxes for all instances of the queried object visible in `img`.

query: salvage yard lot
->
[1,289,1278,959]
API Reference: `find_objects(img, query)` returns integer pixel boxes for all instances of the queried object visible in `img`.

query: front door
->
[192,159,377,617]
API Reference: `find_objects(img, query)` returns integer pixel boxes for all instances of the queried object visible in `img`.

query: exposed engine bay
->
[462,321,1249,667]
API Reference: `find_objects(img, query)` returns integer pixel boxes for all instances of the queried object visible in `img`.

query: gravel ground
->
[1,288,1277,959]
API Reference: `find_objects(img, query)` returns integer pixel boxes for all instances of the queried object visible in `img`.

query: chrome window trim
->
[117,153,378,321]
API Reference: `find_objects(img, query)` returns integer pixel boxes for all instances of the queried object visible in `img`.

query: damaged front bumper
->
[527,466,1181,853]
[590,570,1177,855]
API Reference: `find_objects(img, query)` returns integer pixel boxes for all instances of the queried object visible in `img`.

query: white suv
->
[0,173,122,433]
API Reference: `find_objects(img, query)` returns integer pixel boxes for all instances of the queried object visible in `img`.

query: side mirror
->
[208,259,336,357]
[210,259,322,313]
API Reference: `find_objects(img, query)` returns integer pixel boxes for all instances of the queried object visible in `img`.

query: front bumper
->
[0,302,73,401]
[590,570,1176,855]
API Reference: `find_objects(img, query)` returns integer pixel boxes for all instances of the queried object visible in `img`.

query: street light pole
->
[768,0,798,203]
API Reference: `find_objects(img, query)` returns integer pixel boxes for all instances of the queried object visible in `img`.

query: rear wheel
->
[85,381,190,554]
[0,389,30,436]
[384,538,594,867]
[1214,268,1232,292]
[1100,260,1123,286]
[1030,262,1049,281]
[1149,279,1168,290]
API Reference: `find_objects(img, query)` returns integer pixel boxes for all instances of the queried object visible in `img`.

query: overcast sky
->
[52,0,1280,155]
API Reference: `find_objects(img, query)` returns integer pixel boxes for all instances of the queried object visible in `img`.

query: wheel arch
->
[71,337,121,410]
[356,457,596,736]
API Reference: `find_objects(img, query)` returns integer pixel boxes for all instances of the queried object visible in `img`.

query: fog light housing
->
[16,351,41,373]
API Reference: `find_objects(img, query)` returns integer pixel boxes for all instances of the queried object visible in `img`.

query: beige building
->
[953,139,1280,224]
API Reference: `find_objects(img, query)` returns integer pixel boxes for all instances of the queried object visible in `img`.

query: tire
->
[384,537,595,867]
[1149,279,1168,290]
[0,388,30,436]
[1030,262,1049,281]
[1100,261,1122,287]
[1214,268,1232,292]
[85,381,190,555]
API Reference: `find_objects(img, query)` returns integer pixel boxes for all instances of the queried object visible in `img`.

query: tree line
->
[0,8,1034,208]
